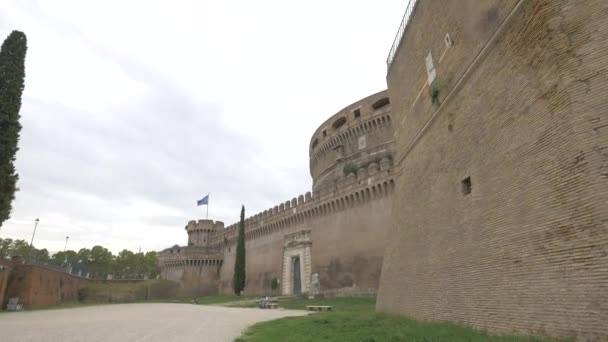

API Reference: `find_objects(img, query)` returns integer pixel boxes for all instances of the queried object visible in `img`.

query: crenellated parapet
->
[210,164,396,246]
[157,243,223,269]
[186,219,223,247]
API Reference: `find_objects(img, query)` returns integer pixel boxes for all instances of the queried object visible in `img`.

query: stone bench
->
[257,298,278,309]
[306,305,333,311]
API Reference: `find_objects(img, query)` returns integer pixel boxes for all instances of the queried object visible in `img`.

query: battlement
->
[157,245,223,269]
[185,220,223,247]
[211,165,396,245]
[185,219,224,232]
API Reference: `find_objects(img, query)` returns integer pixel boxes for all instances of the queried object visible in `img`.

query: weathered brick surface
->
[5,265,88,308]
[377,0,608,340]
[2,264,158,308]
[0,259,13,307]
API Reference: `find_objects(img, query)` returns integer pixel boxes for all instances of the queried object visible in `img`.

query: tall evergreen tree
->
[0,31,27,228]
[233,205,246,295]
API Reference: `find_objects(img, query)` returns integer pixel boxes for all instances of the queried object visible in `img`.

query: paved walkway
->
[0,303,307,342]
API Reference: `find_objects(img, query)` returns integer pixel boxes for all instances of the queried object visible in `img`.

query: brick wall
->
[3,264,162,309]
[377,0,608,340]
[162,264,221,296]
[4,265,88,308]
[217,183,394,295]
[0,259,13,308]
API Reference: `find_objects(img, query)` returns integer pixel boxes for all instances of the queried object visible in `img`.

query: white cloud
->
[0,0,406,253]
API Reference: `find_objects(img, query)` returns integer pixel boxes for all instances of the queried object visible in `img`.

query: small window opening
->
[462,177,472,195]
[444,33,453,48]
[322,130,327,137]
[353,109,361,118]
[312,138,319,149]
[372,97,390,110]
[332,117,347,130]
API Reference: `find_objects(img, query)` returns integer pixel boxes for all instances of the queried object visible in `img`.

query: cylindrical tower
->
[309,90,395,194]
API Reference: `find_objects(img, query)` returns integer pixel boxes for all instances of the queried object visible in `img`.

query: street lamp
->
[64,236,69,252]
[28,218,40,263]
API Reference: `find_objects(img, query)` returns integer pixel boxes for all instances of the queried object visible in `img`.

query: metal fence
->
[386,0,419,68]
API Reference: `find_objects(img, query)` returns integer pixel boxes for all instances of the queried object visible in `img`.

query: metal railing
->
[386,0,419,68]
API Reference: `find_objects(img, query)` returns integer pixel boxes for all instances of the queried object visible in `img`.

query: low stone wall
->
[0,259,13,308]
[78,280,179,304]
[3,264,88,309]
[2,263,178,309]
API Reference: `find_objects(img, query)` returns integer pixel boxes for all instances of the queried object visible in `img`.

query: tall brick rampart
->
[216,173,395,295]
[377,0,608,340]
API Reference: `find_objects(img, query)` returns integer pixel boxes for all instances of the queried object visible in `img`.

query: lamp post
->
[64,236,69,252]
[28,218,40,263]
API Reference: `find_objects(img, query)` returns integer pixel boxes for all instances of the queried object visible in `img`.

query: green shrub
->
[342,163,357,176]
[429,78,447,106]
[271,278,279,293]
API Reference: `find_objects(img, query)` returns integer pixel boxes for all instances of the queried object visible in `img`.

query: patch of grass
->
[198,294,256,305]
[145,294,257,305]
[237,297,566,342]
[232,296,375,311]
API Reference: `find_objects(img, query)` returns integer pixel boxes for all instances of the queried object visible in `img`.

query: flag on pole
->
[197,194,209,206]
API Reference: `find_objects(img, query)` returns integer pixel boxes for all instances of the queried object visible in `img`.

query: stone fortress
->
[160,0,607,340]
[159,90,396,297]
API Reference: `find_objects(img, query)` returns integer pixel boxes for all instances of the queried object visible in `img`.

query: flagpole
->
[206,193,209,219]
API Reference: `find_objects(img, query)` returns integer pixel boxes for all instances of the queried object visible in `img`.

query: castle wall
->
[216,170,394,295]
[310,194,391,295]
[218,245,235,294]
[378,0,608,340]
[162,264,221,296]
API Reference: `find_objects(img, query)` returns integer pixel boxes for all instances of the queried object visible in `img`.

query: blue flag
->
[197,194,209,206]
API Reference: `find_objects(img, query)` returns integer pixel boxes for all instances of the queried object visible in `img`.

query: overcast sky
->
[0,0,405,254]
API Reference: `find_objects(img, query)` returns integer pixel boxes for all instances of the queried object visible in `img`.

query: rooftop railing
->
[386,0,419,68]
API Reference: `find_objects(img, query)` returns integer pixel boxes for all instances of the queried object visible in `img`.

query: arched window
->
[332,117,347,130]
[372,97,390,110]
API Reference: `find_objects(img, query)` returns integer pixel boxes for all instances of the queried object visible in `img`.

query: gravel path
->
[0,303,308,342]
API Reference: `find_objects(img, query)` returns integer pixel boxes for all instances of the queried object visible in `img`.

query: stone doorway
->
[282,230,312,295]
[292,256,301,295]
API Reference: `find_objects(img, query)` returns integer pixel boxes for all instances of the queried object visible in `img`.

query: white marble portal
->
[281,230,312,295]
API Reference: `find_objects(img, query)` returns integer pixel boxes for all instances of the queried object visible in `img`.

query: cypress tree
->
[0,31,27,228]
[233,205,246,295]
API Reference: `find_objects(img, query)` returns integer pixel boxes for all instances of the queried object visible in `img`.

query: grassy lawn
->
[233,296,374,311]
[144,294,257,305]
[236,297,566,342]
[197,294,257,305]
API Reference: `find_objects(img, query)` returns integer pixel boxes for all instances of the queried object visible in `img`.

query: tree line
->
[0,237,158,279]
